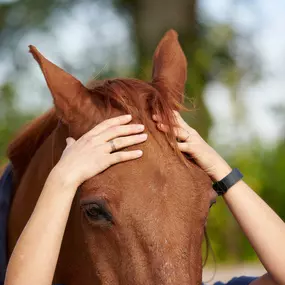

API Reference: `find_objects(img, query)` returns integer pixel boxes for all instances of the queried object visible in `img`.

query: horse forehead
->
[80,136,194,200]
[80,158,193,207]
[81,162,169,196]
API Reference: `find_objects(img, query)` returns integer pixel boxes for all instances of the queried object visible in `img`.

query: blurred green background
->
[0,0,284,266]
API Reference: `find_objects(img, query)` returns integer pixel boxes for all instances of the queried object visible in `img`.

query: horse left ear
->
[29,45,92,125]
[152,30,187,104]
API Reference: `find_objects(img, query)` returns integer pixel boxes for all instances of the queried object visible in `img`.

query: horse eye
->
[85,204,100,218]
[84,203,113,223]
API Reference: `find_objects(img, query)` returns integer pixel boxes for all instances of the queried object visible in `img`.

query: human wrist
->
[48,165,80,193]
[211,161,232,182]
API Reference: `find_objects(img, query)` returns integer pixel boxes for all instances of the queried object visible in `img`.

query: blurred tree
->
[0,0,81,166]
[260,139,285,221]
[0,0,127,163]
[0,0,71,70]
[0,0,260,140]
[0,82,35,166]
[114,0,260,140]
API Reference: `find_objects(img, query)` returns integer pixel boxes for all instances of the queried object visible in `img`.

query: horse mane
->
[7,108,59,181]
[7,77,187,183]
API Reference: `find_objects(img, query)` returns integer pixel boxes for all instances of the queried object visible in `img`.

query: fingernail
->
[139,133,148,139]
[125,114,132,119]
[137,124,145,130]
[136,150,143,156]
[152,114,156,119]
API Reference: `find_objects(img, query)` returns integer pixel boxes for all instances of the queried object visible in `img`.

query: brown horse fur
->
[6,30,215,285]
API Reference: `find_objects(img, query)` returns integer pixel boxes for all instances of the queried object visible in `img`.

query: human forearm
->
[154,111,285,284]
[207,158,285,284]
[5,115,146,285]
[223,180,285,285]
[5,170,77,285]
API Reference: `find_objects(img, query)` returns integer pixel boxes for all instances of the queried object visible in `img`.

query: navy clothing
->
[0,164,13,284]
[0,165,258,285]
[213,276,258,285]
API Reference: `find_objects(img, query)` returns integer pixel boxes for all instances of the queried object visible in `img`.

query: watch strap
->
[213,168,243,196]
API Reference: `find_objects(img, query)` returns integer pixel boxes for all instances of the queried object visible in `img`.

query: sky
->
[201,0,285,146]
[1,0,284,147]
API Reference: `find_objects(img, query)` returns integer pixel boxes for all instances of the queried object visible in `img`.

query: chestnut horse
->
[6,30,214,285]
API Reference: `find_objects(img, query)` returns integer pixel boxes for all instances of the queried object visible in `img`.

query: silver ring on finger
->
[109,140,116,153]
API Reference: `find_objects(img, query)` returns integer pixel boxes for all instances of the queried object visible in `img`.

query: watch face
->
[213,168,243,196]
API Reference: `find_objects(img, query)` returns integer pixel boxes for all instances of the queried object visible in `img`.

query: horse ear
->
[152,30,187,104]
[29,45,92,124]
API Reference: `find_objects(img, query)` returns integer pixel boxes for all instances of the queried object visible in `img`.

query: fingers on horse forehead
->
[158,123,169,132]
[174,127,188,140]
[87,116,130,135]
[174,113,184,125]
[152,114,161,121]
[111,150,143,164]
[108,135,146,152]
[100,125,144,142]
[103,114,132,128]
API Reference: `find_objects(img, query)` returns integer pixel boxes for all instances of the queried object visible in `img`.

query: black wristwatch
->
[212,168,243,196]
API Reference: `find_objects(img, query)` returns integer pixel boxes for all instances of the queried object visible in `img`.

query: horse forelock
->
[87,77,190,165]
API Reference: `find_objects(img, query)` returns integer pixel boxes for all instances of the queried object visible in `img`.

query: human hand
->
[153,111,231,181]
[52,114,147,188]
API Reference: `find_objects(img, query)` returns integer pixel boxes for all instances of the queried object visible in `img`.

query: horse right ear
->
[29,45,93,125]
[152,30,187,106]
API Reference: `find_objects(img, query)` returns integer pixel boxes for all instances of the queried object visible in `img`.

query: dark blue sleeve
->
[0,164,14,284]
[214,276,258,285]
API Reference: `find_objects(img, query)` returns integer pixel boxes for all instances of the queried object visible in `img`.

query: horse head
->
[8,30,215,285]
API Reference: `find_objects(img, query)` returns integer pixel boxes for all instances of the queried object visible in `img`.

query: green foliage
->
[259,141,285,221]
[114,0,260,141]
[0,83,36,165]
